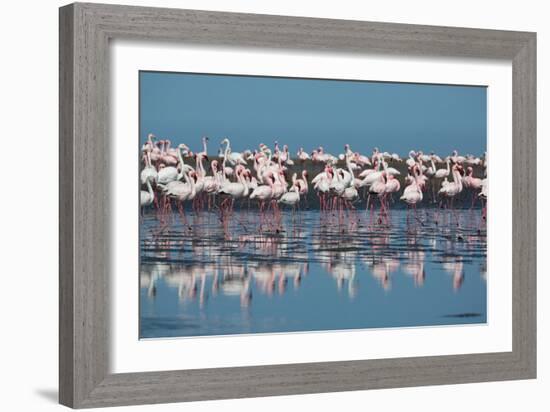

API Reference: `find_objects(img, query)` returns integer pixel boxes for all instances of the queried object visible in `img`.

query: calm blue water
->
[139,208,486,338]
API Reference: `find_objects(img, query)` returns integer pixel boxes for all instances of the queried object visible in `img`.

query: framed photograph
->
[59,2,536,408]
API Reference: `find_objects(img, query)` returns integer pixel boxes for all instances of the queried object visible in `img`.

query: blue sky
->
[139,71,486,157]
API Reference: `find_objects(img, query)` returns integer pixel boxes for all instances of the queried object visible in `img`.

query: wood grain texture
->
[59,2,537,408]
[59,4,74,406]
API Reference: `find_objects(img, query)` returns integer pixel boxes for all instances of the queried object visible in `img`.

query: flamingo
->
[156,145,189,216]
[294,170,309,208]
[161,168,197,221]
[353,152,371,167]
[297,147,310,163]
[438,164,464,199]
[400,165,424,225]
[463,166,483,208]
[463,166,483,190]
[160,140,178,166]
[278,185,300,209]
[450,150,466,164]
[425,157,436,178]
[218,164,249,212]
[221,138,247,165]
[359,158,383,188]
[280,145,294,166]
[342,154,359,207]
[203,160,221,209]
[384,164,401,176]
[367,171,388,224]
[405,151,417,168]
[140,148,158,185]
[192,152,208,210]
[250,172,274,209]
[384,174,401,199]
[438,164,464,225]
[142,133,156,151]
[148,135,161,163]
[434,158,451,179]
[157,163,179,186]
[313,166,333,210]
[140,176,155,208]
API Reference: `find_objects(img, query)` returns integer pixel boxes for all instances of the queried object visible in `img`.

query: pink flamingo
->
[400,165,424,226]
[295,170,309,208]
[218,164,248,213]
[438,164,464,225]
[312,165,333,211]
[278,185,301,227]
[140,147,158,185]
[463,166,483,208]
[160,140,178,166]
[162,169,197,223]
[435,158,451,179]
[203,160,221,209]
[384,174,401,203]
[368,172,388,224]
[140,176,155,209]
[297,147,310,164]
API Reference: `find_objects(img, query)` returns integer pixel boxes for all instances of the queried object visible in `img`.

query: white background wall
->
[0,0,546,411]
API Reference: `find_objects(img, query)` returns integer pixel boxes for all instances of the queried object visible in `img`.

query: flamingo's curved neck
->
[196,155,205,178]
[186,171,196,196]
[176,149,185,180]
[237,168,248,194]
[223,140,231,168]
[346,155,354,184]
[453,168,463,191]
[145,178,153,198]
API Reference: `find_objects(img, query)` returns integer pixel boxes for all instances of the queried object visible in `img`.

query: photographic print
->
[139,71,487,339]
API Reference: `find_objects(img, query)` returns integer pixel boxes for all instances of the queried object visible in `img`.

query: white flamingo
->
[140,176,155,208]
[250,172,274,207]
[405,150,417,168]
[400,166,424,224]
[140,148,158,185]
[434,158,451,179]
[297,147,310,163]
[221,138,247,166]
[278,185,300,208]
[219,165,249,202]
[438,164,463,199]
[342,154,358,204]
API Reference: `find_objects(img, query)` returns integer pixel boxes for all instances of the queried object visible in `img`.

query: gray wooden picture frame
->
[59,2,536,408]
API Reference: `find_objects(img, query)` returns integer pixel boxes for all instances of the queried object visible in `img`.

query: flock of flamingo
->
[140,134,487,231]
